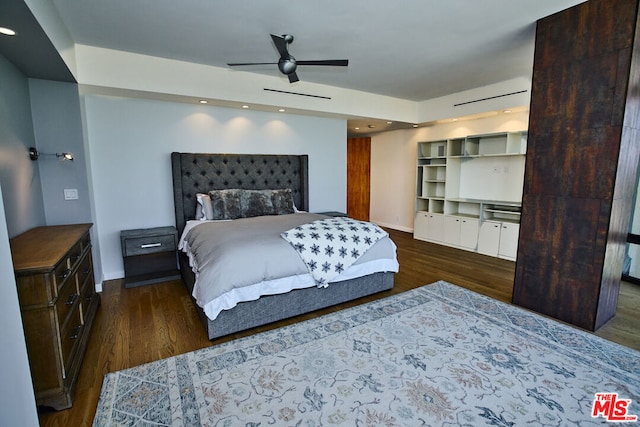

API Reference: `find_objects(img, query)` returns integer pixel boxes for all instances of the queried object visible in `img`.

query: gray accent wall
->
[0,54,46,237]
[29,79,91,225]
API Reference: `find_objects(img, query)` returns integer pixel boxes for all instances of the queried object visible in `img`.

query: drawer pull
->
[70,325,82,340]
[59,268,72,280]
[140,243,162,249]
[65,293,79,305]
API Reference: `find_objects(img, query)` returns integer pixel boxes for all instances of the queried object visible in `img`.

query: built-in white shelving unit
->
[414,131,527,261]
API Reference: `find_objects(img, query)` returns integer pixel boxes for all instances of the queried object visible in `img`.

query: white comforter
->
[179,213,399,320]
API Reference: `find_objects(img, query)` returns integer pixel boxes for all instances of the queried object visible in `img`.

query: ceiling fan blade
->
[227,62,278,66]
[270,34,289,58]
[296,59,349,67]
[288,72,299,83]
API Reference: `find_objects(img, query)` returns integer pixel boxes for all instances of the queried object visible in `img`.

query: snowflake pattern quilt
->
[281,217,388,287]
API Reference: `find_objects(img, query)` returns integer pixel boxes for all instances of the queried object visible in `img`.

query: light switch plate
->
[64,188,79,200]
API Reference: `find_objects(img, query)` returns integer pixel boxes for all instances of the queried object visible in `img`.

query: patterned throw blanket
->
[281,217,388,287]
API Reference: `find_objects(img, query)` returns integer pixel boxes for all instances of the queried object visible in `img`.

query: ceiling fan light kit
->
[228,33,349,83]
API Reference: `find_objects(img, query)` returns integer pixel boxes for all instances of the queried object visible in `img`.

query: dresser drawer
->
[53,258,73,295]
[68,241,84,270]
[55,277,79,327]
[60,305,83,378]
[76,252,93,289]
[122,233,176,256]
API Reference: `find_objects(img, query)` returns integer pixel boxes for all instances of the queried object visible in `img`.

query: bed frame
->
[171,152,394,340]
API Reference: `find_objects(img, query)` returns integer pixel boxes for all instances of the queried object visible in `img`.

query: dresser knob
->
[65,293,79,305]
[69,325,82,340]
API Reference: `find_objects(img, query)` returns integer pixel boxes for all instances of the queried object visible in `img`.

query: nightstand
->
[120,226,180,288]
[316,211,348,217]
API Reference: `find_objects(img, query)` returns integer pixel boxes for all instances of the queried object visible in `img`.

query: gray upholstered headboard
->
[171,152,309,234]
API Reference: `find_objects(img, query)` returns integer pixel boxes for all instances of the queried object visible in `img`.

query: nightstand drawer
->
[122,234,176,256]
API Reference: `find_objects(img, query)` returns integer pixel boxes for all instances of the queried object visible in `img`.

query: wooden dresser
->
[10,223,100,410]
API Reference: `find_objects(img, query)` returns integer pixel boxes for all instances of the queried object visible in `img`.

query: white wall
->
[370,111,529,232]
[0,185,39,427]
[82,95,347,282]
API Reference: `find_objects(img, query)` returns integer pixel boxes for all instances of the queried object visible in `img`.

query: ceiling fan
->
[227,34,349,83]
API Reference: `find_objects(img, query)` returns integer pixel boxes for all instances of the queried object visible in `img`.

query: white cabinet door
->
[459,218,479,250]
[444,216,461,247]
[478,221,501,256]
[414,212,429,241]
[498,222,520,260]
[427,213,445,242]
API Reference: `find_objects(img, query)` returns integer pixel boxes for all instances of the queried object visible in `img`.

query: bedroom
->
[1,0,639,425]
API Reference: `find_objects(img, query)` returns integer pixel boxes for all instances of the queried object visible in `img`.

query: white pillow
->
[195,193,214,220]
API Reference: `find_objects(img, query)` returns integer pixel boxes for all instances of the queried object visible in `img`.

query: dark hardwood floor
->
[38,228,640,426]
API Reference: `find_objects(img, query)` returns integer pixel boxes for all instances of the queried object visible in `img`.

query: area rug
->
[92,281,640,426]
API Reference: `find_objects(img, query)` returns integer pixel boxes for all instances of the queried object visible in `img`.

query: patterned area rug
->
[93,281,640,426]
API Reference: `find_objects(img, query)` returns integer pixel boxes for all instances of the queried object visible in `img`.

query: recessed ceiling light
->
[278,108,286,112]
[242,105,249,109]
[413,124,419,128]
[0,27,16,36]
[387,121,393,124]
[503,109,512,113]
[198,99,208,104]
[354,127,360,130]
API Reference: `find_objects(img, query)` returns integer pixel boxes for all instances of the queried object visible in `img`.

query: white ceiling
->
[49,0,584,102]
[0,0,584,136]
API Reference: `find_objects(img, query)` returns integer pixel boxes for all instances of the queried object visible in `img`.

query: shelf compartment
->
[448,138,466,156]
[506,132,527,154]
[429,199,445,213]
[418,141,447,158]
[424,165,447,181]
[423,181,446,198]
[446,200,481,218]
[416,198,429,212]
[464,131,528,156]
[483,203,521,223]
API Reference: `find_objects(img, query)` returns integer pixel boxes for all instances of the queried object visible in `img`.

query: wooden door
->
[347,137,370,221]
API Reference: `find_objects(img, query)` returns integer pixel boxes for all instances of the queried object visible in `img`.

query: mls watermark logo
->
[592,393,638,422]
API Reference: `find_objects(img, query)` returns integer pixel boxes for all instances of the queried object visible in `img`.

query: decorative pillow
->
[242,190,275,218]
[195,193,213,220]
[207,188,295,219]
[209,189,242,220]
[270,188,295,215]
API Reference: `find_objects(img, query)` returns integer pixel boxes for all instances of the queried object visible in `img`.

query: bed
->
[171,152,397,340]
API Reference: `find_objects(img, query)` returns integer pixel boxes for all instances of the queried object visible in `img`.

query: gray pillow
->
[209,189,242,220]
[208,188,295,219]
[270,188,295,215]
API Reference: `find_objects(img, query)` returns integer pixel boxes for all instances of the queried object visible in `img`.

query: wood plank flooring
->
[38,228,640,426]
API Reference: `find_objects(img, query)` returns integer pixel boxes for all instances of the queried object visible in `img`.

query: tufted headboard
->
[171,152,309,234]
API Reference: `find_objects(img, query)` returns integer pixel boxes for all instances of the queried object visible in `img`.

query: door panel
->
[347,137,370,221]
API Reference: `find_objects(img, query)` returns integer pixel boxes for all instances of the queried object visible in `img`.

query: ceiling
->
[0,0,585,134]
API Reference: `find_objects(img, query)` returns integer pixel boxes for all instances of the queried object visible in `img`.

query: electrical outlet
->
[64,188,79,200]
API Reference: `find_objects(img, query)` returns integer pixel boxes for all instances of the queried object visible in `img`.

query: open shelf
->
[414,130,527,260]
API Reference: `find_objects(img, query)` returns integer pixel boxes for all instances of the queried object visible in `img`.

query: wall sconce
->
[29,147,74,161]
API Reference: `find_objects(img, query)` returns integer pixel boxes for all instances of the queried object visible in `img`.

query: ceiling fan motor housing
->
[278,56,297,75]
